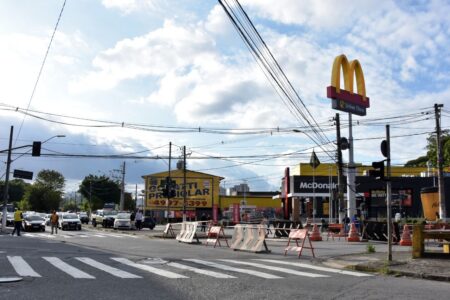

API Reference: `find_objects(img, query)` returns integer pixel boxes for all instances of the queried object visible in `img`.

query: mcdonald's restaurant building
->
[277,163,450,221]
[142,169,281,222]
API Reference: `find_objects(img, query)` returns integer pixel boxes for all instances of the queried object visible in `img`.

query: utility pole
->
[183,145,187,222]
[1,126,13,231]
[335,114,345,224]
[347,113,356,220]
[434,103,446,221]
[167,142,172,223]
[386,125,392,261]
[119,161,126,211]
[135,184,138,209]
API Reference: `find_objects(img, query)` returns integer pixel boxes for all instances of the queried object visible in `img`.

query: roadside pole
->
[183,146,187,222]
[434,103,446,221]
[166,142,172,223]
[386,125,392,262]
[335,114,345,224]
[1,126,13,231]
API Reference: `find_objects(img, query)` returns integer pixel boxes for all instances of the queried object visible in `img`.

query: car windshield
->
[63,214,78,219]
[26,216,44,221]
[104,210,117,216]
[116,213,130,219]
[79,212,87,216]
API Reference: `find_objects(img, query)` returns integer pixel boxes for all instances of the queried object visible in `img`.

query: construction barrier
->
[347,223,360,242]
[399,224,412,246]
[176,222,200,244]
[230,225,270,253]
[273,221,303,238]
[205,226,229,248]
[163,223,176,238]
[362,221,400,243]
[326,223,346,241]
[284,229,315,258]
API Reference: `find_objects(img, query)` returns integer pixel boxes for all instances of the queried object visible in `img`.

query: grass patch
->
[366,243,376,253]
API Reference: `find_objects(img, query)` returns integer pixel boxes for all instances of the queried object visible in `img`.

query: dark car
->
[78,212,89,224]
[142,216,156,230]
[22,215,46,232]
[102,210,117,228]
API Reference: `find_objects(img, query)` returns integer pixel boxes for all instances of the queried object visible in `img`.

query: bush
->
[366,243,376,253]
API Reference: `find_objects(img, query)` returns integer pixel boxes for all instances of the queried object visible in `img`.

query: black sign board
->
[13,169,33,180]
[332,99,366,116]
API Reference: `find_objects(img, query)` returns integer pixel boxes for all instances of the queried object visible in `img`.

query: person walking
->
[11,208,23,236]
[50,210,59,234]
[200,213,207,232]
[135,210,143,230]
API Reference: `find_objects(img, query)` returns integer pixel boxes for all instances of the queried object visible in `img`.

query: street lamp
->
[1,127,65,231]
[42,135,66,144]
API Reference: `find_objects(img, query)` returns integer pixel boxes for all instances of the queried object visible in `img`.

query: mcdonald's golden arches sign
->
[326,54,370,116]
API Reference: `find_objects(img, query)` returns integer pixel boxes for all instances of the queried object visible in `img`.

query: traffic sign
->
[13,169,33,180]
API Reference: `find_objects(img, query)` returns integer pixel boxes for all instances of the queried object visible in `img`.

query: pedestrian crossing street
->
[19,231,138,240]
[2,256,373,280]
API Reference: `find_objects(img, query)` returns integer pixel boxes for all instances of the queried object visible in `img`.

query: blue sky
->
[0,0,449,195]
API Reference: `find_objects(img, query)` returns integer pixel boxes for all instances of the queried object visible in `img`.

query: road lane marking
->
[7,256,41,277]
[75,257,141,279]
[112,258,188,279]
[43,257,95,279]
[92,234,106,238]
[219,260,329,278]
[184,259,282,279]
[167,262,236,278]
[255,259,373,277]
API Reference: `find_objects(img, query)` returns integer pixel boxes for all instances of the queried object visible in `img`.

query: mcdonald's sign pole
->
[327,54,370,220]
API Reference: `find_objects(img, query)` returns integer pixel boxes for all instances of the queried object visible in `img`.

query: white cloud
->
[101,0,159,14]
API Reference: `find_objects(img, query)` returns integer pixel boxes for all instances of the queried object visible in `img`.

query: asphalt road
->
[0,225,448,300]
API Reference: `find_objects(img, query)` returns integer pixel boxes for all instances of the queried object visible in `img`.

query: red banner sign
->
[233,204,240,224]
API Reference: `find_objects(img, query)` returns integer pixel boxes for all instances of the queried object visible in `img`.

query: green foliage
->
[124,192,135,211]
[78,175,120,210]
[0,179,31,204]
[62,200,79,212]
[24,170,65,212]
[18,198,31,211]
[405,131,450,167]
[366,243,376,253]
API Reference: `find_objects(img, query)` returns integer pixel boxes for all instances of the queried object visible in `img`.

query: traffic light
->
[32,141,41,156]
[369,160,385,180]
[162,177,177,198]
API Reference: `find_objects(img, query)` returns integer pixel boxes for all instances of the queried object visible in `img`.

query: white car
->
[58,213,82,230]
[113,213,132,230]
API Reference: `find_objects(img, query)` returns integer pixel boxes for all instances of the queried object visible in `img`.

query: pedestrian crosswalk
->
[2,255,373,280]
[21,231,137,240]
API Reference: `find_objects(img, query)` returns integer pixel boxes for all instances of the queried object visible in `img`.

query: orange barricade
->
[205,226,229,248]
[284,229,315,258]
[326,224,346,241]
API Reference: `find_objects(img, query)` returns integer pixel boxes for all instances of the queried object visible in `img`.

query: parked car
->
[58,213,82,230]
[22,215,46,232]
[78,212,89,224]
[142,216,156,230]
[6,212,15,226]
[91,210,104,227]
[113,213,132,230]
[44,214,52,226]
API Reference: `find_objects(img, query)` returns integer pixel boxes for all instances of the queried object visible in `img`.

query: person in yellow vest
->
[11,208,23,236]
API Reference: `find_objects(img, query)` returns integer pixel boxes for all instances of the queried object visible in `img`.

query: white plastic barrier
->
[176,222,200,244]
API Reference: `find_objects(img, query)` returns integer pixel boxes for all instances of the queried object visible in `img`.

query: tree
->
[78,175,120,210]
[24,169,65,212]
[124,192,135,211]
[0,179,31,205]
[405,131,450,167]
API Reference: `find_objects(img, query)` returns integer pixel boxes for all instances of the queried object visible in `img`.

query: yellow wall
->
[292,163,446,177]
[219,195,281,210]
[143,169,222,210]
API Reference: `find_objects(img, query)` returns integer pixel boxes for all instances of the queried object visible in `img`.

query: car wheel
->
[78,226,81,231]
[42,228,45,232]
[92,221,96,227]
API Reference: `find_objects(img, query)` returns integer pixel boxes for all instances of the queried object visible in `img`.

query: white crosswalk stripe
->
[112,258,188,279]
[219,259,329,278]
[255,259,373,277]
[167,262,236,278]
[75,257,141,278]
[43,257,95,279]
[184,259,282,279]
[7,256,41,277]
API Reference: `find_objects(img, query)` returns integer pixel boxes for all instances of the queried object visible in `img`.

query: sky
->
[0,0,449,197]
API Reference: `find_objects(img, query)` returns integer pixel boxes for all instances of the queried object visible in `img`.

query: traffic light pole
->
[386,125,392,262]
[1,126,13,231]
[183,146,187,222]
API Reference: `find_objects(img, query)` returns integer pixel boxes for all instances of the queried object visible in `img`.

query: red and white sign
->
[212,204,218,223]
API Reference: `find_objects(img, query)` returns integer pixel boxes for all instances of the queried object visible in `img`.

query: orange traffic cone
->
[309,224,322,241]
[347,223,360,242]
[399,224,412,246]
